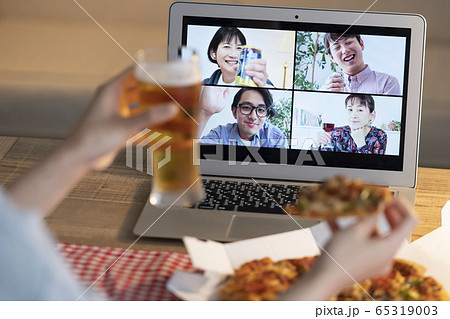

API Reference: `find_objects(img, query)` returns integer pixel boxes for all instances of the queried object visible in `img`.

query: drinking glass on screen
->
[323,123,335,133]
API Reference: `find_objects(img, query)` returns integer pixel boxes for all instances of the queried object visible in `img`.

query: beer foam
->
[135,60,201,87]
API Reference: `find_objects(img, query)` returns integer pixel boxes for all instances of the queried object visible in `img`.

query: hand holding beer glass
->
[120,46,204,207]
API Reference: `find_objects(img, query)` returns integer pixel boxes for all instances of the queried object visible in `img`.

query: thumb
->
[354,213,380,236]
[383,210,416,245]
[223,87,230,99]
[124,103,178,132]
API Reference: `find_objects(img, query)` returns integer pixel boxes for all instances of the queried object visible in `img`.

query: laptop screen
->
[182,17,411,172]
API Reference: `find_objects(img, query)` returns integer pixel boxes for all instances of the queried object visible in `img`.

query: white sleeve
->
[0,189,105,300]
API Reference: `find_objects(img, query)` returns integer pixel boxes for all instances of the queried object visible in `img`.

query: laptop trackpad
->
[226,215,311,239]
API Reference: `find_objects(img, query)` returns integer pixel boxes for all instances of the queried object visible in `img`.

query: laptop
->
[133,2,426,242]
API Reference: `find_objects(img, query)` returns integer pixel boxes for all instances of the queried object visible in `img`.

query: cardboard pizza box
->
[167,227,323,301]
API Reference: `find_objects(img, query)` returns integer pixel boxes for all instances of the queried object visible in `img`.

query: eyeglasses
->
[237,102,269,118]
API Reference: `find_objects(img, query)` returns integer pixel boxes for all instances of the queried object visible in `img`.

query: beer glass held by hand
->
[120,46,204,207]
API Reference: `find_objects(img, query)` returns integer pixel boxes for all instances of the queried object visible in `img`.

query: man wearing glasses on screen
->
[200,88,287,148]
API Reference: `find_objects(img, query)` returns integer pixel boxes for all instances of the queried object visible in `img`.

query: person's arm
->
[280,199,416,300]
[383,76,401,95]
[1,68,180,300]
[267,126,287,148]
[199,126,222,144]
[0,190,106,300]
[279,135,288,149]
[5,68,178,217]
[374,131,388,155]
[198,86,230,137]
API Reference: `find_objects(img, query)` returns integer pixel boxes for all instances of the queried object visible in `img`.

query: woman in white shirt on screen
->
[203,26,273,87]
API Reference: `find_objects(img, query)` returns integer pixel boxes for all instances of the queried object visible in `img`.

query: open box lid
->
[184,228,322,275]
[169,226,324,301]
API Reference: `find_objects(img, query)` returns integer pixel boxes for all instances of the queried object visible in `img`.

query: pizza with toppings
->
[286,175,393,219]
[217,257,448,301]
[217,256,318,301]
[331,259,449,301]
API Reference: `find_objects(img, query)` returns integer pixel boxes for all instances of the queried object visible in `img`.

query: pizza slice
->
[286,175,393,219]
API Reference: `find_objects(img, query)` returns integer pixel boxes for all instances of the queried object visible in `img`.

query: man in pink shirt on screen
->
[321,33,401,96]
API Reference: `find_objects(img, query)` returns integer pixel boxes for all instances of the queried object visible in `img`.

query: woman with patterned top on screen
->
[314,94,387,154]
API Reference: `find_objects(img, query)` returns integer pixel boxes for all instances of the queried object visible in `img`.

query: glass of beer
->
[120,46,204,207]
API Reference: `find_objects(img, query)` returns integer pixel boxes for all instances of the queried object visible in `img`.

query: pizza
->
[331,259,450,301]
[217,256,318,301]
[286,175,393,219]
[217,257,448,301]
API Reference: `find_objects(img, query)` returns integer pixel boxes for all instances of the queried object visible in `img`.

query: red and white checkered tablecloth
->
[57,242,194,301]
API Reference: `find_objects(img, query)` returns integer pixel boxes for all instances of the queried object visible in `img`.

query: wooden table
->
[1,137,449,253]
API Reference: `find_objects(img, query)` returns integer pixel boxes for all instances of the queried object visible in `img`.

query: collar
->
[252,123,263,140]
[348,65,371,84]
[230,122,264,143]
[346,125,374,135]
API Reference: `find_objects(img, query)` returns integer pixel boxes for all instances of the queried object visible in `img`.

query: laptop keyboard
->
[190,179,304,214]
[189,179,398,214]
